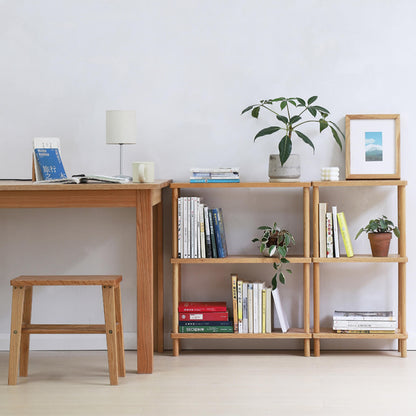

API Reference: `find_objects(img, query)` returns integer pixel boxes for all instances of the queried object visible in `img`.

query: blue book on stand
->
[34,148,67,180]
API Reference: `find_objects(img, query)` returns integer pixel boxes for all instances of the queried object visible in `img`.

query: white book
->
[257,282,264,334]
[333,320,397,330]
[332,206,340,258]
[247,283,254,333]
[196,200,201,258]
[272,286,289,333]
[253,283,259,333]
[333,310,395,321]
[326,212,334,258]
[183,197,189,259]
[199,204,206,258]
[242,282,248,333]
[237,280,243,333]
[266,287,272,333]
[203,206,212,258]
[319,202,327,257]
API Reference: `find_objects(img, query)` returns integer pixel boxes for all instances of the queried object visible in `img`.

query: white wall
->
[0,0,415,351]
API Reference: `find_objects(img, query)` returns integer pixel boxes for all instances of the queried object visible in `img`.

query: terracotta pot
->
[368,232,392,257]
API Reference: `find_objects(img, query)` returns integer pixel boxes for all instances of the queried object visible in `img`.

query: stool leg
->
[20,286,33,377]
[114,285,126,377]
[8,286,25,385]
[102,285,118,385]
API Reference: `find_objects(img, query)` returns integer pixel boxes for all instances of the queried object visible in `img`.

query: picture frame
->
[345,114,400,180]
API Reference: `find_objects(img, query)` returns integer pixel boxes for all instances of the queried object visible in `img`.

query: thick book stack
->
[190,167,240,183]
[177,197,228,258]
[231,274,289,334]
[178,302,233,333]
[318,203,353,258]
[332,310,397,333]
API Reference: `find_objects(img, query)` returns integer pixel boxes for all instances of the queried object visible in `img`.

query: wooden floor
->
[1,350,415,415]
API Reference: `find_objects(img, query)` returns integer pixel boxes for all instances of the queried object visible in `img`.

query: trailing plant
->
[355,215,400,239]
[252,222,295,288]
[242,96,345,166]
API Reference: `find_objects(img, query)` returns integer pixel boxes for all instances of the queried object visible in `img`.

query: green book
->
[179,325,234,333]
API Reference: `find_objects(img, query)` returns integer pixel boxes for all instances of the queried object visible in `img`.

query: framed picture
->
[345,114,400,180]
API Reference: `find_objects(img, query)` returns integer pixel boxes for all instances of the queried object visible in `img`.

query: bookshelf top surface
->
[171,182,311,188]
[312,179,407,187]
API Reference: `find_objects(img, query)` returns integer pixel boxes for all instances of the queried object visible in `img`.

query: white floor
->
[1,350,415,416]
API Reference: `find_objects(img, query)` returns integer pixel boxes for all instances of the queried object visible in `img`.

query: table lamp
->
[106,110,136,180]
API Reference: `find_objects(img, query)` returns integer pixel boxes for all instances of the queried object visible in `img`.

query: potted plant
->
[242,96,345,181]
[252,222,295,288]
[355,215,400,257]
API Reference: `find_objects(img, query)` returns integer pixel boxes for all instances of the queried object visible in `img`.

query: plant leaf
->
[294,130,315,152]
[296,97,306,106]
[271,97,285,102]
[251,238,259,243]
[280,257,289,263]
[251,107,260,118]
[280,100,287,110]
[272,274,277,290]
[258,226,272,230]
[330,126,343,150]
[278,135,292,165]
[307,96,318,105]
[241,105,254,115]
[319,119,329,133]
[276,114,289,124]
[279,272,285,284]
[254,126,282,141]
[290,115,302,124]
[314,105,330,115]
[307,106,317,117]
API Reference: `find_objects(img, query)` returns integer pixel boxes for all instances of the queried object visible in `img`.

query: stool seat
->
[8,275,125,386]
[11,275,122,286]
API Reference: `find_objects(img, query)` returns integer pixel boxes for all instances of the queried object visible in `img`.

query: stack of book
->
[190,168,240,183]
[177,197,228,258]
[178,302,233,333]
[318,203,353,258]
[231,274,289,334]
[332,310,398,333]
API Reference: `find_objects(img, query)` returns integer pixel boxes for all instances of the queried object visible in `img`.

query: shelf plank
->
[171,255,311,264]
[314,328,407,339]
[171,182,311,189]
[312,180,407,187]
[171,328,311,339]
[312,254,408,263]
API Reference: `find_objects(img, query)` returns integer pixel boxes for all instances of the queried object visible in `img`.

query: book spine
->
[203,206,212,258]
[177,197,182,258]
[242,282,248,333]
[266,287,272,333]
[211,208,224,258]
[199,203,206,258]
[257,283,263,334]
[332,206,340,258]
[336,330,396,334]
[179,326,234,333]
[196,199,201,258]
[262,288,266,334]
[179,321,233,326]
[178,312,229,321]
[272,286,289,333]
[218,208,228,256]
[253,283,259,333]
[326,212,334,258]
[319,202,327,257]
[183,197,189,259]
[231,274,238,332]
[208,209,218,258]
[237,280,243,333]
[247,283,254,333]
[337,212,354,257]
[333,320,397,329]
[178,302,227,312]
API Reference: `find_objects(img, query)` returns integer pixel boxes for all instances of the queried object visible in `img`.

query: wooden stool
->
[8,275,126,385]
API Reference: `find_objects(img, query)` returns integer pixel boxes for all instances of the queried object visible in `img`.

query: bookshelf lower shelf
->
[171,328,312,339]
[314,328,407,340]
[171,255,311,264]
[312,254,408,263]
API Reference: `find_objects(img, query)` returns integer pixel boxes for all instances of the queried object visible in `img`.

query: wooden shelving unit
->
[170,182,312,356]
[312,180,408,357]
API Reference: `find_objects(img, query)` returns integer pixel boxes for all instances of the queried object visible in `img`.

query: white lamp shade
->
[106,110,136,144]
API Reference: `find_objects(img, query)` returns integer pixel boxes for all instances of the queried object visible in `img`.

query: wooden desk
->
[0,180,171,374]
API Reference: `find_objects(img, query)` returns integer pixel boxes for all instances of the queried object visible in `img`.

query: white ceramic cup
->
[132,162,155,183]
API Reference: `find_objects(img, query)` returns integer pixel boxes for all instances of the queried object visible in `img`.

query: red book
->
[179,311,229,321]
[178,301,227,312]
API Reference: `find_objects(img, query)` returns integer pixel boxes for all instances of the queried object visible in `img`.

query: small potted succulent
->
[252,222,295,288]
[355,215,400,257]
[242,96,345,181]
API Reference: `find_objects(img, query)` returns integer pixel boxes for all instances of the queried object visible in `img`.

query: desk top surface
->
[0,180,172,191]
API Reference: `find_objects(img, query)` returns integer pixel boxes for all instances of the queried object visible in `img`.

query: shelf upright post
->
[312,185,320,356]
[172,187,180,356]
[303,185,311,357]
[398,184,407,357]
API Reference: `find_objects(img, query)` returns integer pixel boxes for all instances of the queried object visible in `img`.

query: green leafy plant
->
[242,96,345,166]
[355,215,400,239]
[252,222,295,288]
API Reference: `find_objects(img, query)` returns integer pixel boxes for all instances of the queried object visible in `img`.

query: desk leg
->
[136,190,153,374]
